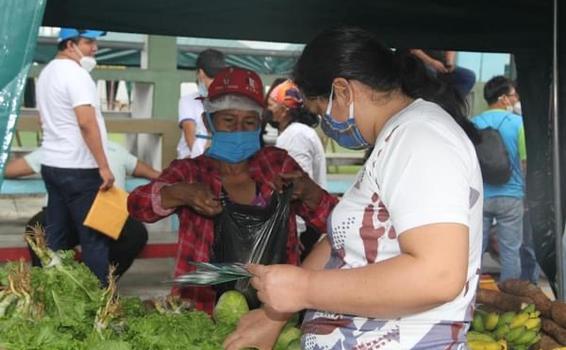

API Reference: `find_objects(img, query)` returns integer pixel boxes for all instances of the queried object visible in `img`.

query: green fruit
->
[513,330,538,345]
[527,334,541,346]
[213,290,249,327]
[509,313,529,329]
[485,312,500,331]
[274,327,302,350]
[521,303,536,314]
[498,311,516,327]
[467,331,496,342]
[523,317,541,331]
[467,340,503,350]
[505,326,526,343]
[287,338,301,350]
[472,313,485,332]
[493,324,510,340]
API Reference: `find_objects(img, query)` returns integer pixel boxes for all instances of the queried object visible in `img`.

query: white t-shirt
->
[25,141,137,190]
[302,99,483,349]
[105,141,138,190]
[36,59,108,168]
[276,122,327,233]
[177,92,208,159]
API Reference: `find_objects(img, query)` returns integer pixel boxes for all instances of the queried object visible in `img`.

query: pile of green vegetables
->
[0,228,302,350]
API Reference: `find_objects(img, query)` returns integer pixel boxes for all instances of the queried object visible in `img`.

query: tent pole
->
[552,0,564,300]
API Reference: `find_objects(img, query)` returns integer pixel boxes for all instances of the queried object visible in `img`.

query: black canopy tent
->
[42,0,565,296]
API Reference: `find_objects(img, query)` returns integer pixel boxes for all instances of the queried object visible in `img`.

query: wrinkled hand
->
[248,264,311,314]
[429,59,449,73]
[223,308,289,350]
[99,167,115,191]
[183,183,222,216]
[272,171,322,210]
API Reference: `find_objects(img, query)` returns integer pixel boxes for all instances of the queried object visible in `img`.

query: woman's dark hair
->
[266,78,319,128]
[293,27,480,144]
[288,107,319,127]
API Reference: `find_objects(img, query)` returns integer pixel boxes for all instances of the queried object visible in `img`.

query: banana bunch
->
[468,304,541,350]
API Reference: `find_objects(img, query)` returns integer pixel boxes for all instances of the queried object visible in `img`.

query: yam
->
[552,301,566,329]
[541,318,566,345]
[498,279,552,317]
[476,288,533,312]
[535,334,562,350]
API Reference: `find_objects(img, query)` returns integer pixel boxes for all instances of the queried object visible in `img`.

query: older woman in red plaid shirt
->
[128,67,337,314]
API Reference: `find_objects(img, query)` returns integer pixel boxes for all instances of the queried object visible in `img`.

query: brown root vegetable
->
[476,288,533,312]
[498,279,552,317]
[535,334,562,350]
[541,318,566,345]
[551,301,566,329]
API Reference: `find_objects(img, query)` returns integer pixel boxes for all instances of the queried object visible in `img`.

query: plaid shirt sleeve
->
[128,158,219,314]
[278,149,338,233]
[127,159,192,222]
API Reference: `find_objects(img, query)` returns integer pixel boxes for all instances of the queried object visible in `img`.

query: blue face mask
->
[205,113,261,163]
[320,86,370,150]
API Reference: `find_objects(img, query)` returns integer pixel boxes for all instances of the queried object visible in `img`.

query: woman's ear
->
[332,77,353,108]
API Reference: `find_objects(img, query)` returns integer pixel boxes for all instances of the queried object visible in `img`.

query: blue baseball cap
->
[58,28,106,42]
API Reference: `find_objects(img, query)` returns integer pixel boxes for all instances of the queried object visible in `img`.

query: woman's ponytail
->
[396,50,480,144]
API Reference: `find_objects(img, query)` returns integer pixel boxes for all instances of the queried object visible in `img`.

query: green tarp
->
[0,0,46,184]
[41,0,555,52]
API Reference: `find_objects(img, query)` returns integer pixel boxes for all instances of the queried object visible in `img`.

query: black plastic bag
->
[211,186,293,308]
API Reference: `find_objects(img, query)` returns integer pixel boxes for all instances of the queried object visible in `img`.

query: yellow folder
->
[83,186,129,240]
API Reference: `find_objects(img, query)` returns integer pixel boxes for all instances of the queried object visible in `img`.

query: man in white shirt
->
[177,49,226,159]
[36,28,114,284]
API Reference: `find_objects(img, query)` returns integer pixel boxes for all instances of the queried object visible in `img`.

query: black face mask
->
[262,109,279,129]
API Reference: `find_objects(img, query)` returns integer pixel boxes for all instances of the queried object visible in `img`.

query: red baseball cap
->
[207,67,265,107]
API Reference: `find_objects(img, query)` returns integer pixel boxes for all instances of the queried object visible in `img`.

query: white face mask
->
[512,101,522,115]
[73,44,97,72]
[197,80,208,97]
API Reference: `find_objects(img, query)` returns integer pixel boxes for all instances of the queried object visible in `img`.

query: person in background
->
[37,28,114,284]
[225,27,482,350]
[472,75,526,282]
[264,79,327,260]
[177,49,226,159]
[411,49,476,97]
[261,78,287,146]
[128,67,338,314]
[4,141,160,277]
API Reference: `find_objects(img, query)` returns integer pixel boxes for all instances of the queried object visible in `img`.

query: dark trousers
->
[41,165,110,284]
[27,208,148,278]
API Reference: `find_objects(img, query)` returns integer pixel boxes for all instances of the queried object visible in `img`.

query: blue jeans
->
[482,196,523,281]
[443,66,476,98]
[41,165,110,284]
